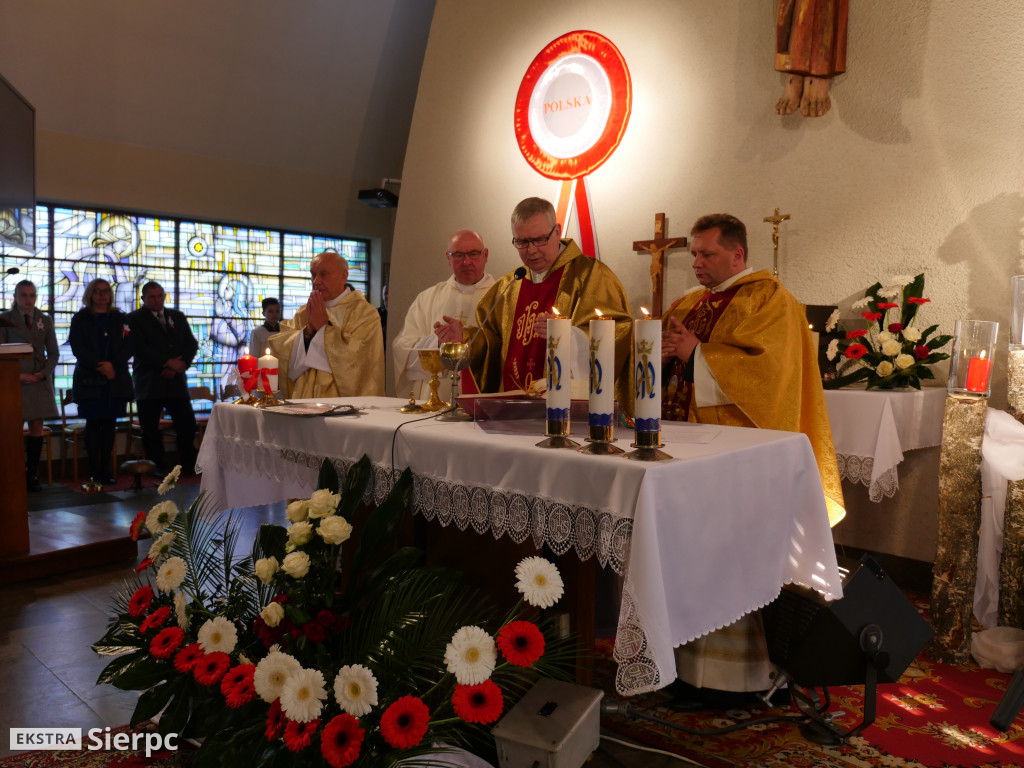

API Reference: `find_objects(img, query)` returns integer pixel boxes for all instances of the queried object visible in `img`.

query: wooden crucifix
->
[762,207,791,279]
[633,213,687,317]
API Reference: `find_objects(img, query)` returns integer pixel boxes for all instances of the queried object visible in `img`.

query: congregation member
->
[248,297,281,356]
[270,250,384,398]
[437,197,632,406]
[660,212,845,705]
[2,280,59,491]
[68,278,133,485]
[128,281,199,474]
[392,229,495,400]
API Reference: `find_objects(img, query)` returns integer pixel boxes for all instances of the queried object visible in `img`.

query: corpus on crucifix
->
[632,213,687,318]
[762,208,791,279]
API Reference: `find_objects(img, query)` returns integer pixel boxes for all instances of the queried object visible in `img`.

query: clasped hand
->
[434,316,464,344]
[306,290,329,333]
[662,316,699,364]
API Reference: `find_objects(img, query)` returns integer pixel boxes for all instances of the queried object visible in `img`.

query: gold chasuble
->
[468,240,633,412]
[270,290,384,399]
[662,270,845,526]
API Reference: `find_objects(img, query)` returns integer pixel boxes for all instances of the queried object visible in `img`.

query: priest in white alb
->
[270,250,384,398]
[392,229,495,401]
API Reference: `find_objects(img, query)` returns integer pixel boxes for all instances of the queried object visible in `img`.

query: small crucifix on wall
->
[632,213,687,317]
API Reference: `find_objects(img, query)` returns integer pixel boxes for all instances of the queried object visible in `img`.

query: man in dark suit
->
[128,281,199,473]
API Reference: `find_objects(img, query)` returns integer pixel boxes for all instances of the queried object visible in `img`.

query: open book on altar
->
[0,342,32,354]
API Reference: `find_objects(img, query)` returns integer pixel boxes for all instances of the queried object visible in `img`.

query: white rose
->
[307,489,340,519]
[881,339,902,357]
[895,354,915,370]
[285,500,309,523]
[261,602,285,628]
[318,515,353,545]
[876,360,894,377]
[903,327,922,342]
[876,331,893,344]
[287,521,314,546]
[254,556,279,585]
[282,551,311,579]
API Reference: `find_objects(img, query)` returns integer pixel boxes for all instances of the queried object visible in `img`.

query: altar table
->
[196,397,841,696]
[824,386,945,502]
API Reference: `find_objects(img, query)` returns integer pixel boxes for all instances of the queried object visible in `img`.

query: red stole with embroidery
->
[663,285,742,420]
[503,267,564,392]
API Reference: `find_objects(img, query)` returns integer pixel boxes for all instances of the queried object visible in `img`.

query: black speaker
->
[763,555,933,688]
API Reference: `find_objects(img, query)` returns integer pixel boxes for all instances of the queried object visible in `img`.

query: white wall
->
[392,0,1024,409]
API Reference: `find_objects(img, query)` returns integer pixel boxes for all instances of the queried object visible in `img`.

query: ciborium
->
[437,341,473,421]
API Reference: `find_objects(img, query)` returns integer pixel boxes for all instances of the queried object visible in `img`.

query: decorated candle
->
[634,308,661,428]
[588,311,615,422]
[258,347,279,393]
[546,314,571,419]
[238,347,258,392]
[965,352,992,393]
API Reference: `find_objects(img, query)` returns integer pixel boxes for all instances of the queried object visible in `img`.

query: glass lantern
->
[947,319,999,397]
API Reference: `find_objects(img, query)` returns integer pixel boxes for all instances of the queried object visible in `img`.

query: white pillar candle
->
[588,316,615,419]
[634,316,661,426]
[258,347,279,393]
[546,317,571,417]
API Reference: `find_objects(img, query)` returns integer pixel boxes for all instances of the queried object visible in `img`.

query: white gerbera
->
[318,515,353,545]
[148,532,175,561]
[260,602,285,628]
[881,339,902,357]
[197,616,238,653]
[895,353,915,370]
[876,331,893,344]
[281,551,311,579]
[852,296,872,309]
[826,338,839,362]
[876,360,894,377]
[891,275,915,287]
[146,501,178,535]
[157,465,182,495]
[878,286,901,299]
[903,327,922,342]
[444,625,497,685]
[155,556,186,592]
[333,664,379,716]
[515,556,564,609]
[287,521,313,546]
[307,489,340,519]
[254,556,279,585]
[285,499,309,523]
[174,592,189,631]
[254,650,301,703]
[825,309,840,333]
[280,668,327,723]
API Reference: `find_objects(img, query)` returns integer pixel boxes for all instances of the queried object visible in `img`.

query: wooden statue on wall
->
[775,0,849,117]
[632,213,687,318]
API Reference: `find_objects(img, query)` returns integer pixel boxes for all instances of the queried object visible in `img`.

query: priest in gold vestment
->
[661,213,844,701]
[270,251,384,399]
[438,198,632,409]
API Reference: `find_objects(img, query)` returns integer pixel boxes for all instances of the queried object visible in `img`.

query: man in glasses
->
[392,229,495,401]
[437,197,631,405]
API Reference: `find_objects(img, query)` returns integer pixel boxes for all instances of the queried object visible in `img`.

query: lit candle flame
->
[595,308,604,318]
[243,346,249,355]
[265,348,272,356]
[979,349,987,359]
[551,307,561,316]
[640,307,650,318]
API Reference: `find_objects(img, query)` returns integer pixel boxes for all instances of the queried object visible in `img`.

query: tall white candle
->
[634,313,661,427]
[258,347,279,393]
[546,317,571,417]
[588,315,615,419]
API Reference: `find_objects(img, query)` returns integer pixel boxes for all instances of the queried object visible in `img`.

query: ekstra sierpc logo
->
[10,727,179,756]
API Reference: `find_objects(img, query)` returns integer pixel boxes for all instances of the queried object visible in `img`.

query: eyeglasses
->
[446,250,484,261]
[512,224,557,250]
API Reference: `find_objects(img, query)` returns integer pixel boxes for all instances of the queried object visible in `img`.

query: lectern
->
[0,349,30,556]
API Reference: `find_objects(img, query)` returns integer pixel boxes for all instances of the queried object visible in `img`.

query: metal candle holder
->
[536,410,580,449]
[579,415,624,455]
[256,390,283,408]
[626,418,672,461]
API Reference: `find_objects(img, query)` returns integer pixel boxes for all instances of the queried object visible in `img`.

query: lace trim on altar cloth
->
[200,436,632,574]
[836,453,899,502]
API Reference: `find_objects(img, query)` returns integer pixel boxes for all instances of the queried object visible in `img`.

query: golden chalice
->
[438,341,473,421]
[418,349,449,411]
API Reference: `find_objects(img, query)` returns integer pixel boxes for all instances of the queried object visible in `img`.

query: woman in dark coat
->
[68,278,134,485]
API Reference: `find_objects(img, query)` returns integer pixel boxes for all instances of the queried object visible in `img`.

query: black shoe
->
[26,475,42,492]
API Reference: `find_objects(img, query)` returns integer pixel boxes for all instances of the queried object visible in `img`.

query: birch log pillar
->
[930,393,988,663]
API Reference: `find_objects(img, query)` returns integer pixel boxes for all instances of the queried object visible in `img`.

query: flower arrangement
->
[94,458,575,767]
[823,273,952,390]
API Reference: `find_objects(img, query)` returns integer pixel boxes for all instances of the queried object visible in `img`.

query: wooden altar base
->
[0,506,138,586]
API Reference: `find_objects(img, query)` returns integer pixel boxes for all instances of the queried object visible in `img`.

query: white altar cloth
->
[196,397,841,696]
[824,386,945,501]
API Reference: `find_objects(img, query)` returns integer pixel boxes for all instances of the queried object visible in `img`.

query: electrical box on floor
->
[491,678,603,768]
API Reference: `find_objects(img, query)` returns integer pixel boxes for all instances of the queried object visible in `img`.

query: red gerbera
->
[876,302,899,310]
[380,696,430,749]
[888,323,903,333]
[452,680,504,724]
[221,664,256,708]
[321,714,364,768]
[861,311,884,322]
[283,719,319,752]
[844,329,867,340]
[497,620,546,667]
[128,585,154,618]
[173,642,204,673]
[135,557,154,574]
[915,344,931,360]
[129,510,147,541]
[907,296,931,305]
[149,626,185,659]
[266,699,286,741]
[193,651,231,686]
[140,605,171,634]
[844,343,868,359]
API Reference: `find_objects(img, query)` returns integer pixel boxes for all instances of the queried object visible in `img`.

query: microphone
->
[461,266,527,357]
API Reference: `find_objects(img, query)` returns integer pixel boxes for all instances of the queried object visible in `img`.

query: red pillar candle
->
[238,348,258,392]
[965,355,992,393]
